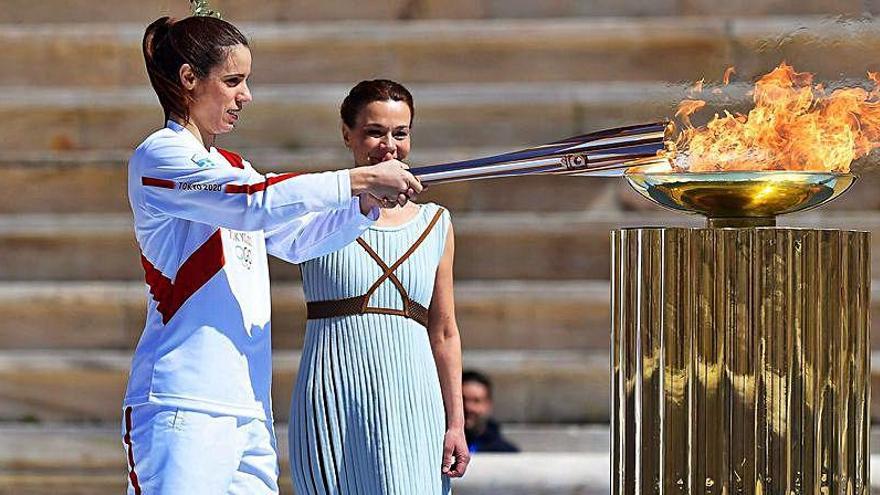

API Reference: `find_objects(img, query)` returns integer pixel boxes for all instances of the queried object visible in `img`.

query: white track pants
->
[121,405,279,495]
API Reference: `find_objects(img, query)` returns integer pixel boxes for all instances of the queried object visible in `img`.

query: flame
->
[675,99,707,128]
[711,67,736,95]
[722,66,736,85]
[671,63,880,172]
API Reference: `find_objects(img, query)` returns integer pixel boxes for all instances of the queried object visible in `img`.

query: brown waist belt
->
[307,296,430,328]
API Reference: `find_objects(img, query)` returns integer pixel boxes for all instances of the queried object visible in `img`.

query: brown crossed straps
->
[307,208,445,328]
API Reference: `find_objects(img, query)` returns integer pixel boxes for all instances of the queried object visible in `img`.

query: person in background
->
[462,370,520,453]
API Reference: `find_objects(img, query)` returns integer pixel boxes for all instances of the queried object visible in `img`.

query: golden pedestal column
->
[611,227,870,494]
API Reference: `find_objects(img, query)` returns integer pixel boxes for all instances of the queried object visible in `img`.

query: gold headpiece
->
[190,0,222,18]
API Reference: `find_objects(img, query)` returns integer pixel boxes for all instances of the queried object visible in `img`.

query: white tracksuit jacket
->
[124,120,375,420]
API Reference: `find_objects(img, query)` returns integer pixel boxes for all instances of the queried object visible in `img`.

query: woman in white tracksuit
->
[122,15,421,495]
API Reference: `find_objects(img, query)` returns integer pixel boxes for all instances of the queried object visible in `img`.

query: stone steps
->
[0,148,631,214]
[3,18,878,88]
[0,424,608,470]
[0,424,610,495]
[5,280,880,351]
[11,449,880,495]
[1,426,612,494]
[1,456,609,495]
[0,281,611,351]
[5,150,880,215]
[0,211,690,281]
[0,349,608,424]
[0,82,745,151]
[3,211,880,281]
[2,341,880,424]
[7,423,880,495]
[1,0,870,23]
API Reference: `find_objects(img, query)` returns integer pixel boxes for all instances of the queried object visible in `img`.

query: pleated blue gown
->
[290,203,452,495]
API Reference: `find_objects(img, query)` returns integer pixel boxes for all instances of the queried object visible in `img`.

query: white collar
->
[166,120,215,153]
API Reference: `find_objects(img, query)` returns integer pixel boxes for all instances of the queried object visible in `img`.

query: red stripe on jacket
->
[141,230,226,324]
[123,406,143,495]
[142,177,175,189]
[217,148,245,169]
[224,173,302,194]
[141,147,245,191]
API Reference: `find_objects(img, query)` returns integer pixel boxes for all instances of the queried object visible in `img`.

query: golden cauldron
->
[625,161,857,227]
[613,165,869,494]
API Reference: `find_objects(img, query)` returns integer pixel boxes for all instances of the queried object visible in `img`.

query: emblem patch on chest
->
[228,231,255,270]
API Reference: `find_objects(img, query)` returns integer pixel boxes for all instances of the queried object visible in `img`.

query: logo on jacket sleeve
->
[191,154,217,168]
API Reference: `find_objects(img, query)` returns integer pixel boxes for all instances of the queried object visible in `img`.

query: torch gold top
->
[624,168,856,227]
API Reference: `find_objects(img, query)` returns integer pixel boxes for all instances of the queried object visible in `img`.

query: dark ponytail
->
[142,16,248,123]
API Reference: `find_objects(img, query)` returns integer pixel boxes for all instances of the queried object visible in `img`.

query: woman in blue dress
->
[289,79,469,494]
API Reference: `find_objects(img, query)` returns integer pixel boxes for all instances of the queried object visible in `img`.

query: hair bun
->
[142,17,174,63]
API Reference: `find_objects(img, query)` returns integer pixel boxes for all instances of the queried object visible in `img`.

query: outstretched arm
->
[134,140,355,232]
[133,137,420,233]
[265,197,379,264]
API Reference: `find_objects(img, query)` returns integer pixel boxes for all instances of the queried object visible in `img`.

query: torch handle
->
[410,121,671,185]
